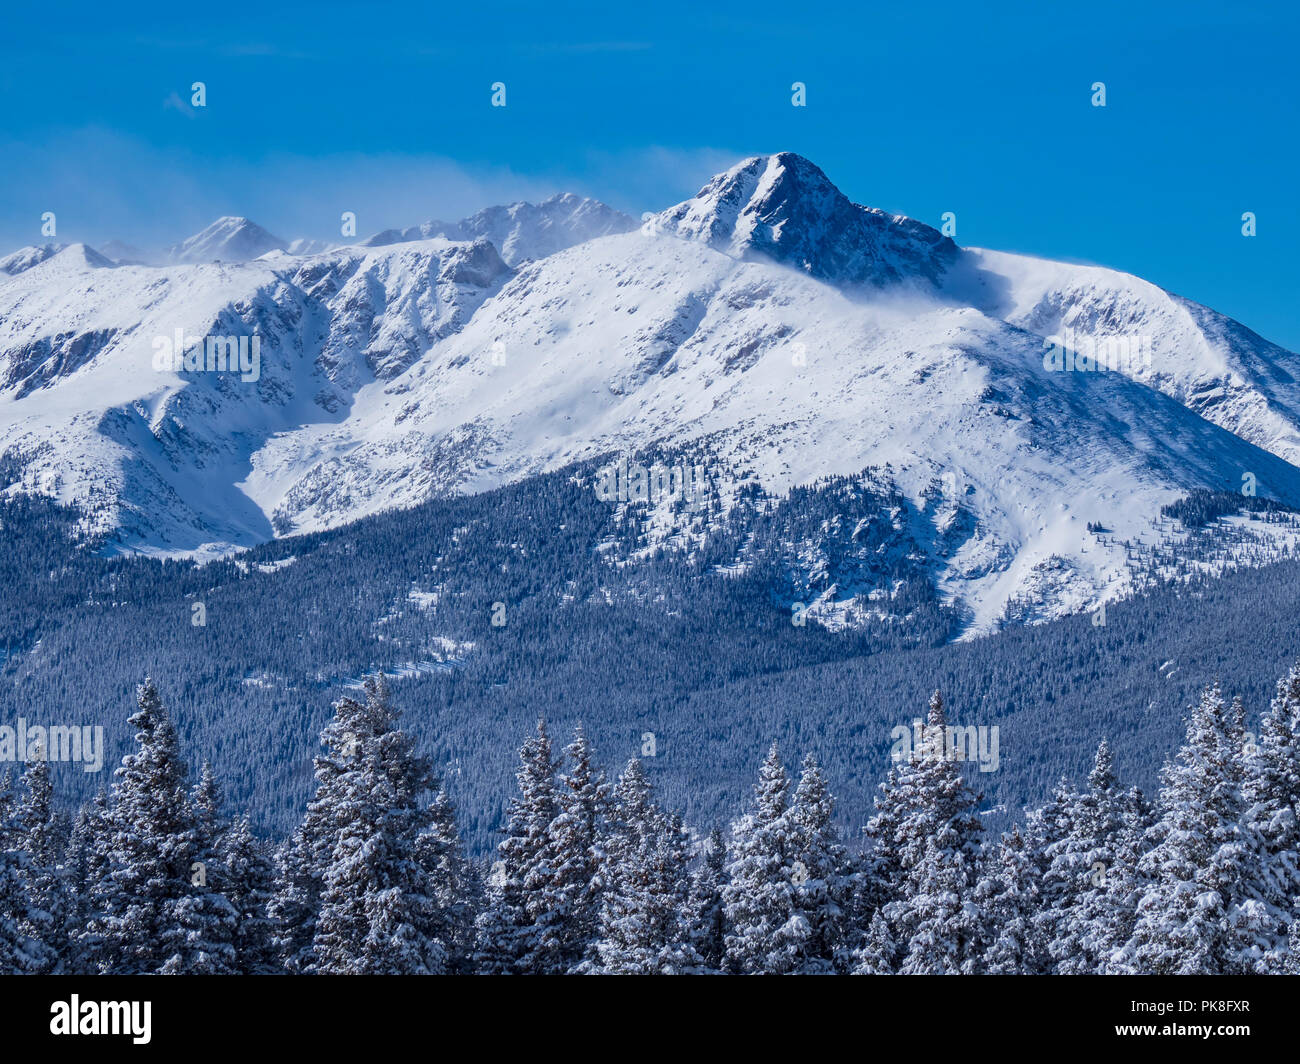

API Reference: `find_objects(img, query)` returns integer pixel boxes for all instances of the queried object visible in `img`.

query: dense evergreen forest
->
[3,669,1299,974]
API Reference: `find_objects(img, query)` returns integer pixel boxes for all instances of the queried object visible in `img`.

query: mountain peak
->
[0,243,66,276]
[169,216,287,264]
[0,243,113,276]
[655,152,957,288]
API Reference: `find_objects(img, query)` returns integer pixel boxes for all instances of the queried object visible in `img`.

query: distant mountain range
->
[4,152,1300,632]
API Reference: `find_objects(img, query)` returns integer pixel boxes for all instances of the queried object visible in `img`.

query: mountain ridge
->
[2,151,1298,633]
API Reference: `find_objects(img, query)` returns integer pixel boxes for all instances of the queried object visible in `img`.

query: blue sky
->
[3,0,1298,347]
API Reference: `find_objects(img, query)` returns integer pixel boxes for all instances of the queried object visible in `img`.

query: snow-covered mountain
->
[0,243,114,275]
[168,216,288,264]
[3,152,1299,631]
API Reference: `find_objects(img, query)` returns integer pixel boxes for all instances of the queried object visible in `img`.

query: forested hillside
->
[2,457,1299,850]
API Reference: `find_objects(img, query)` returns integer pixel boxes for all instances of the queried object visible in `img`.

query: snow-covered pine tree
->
[852,911,896,975]
[786,753,850,973]
[722,742,801,974]
[0,769,53,974]
[658,812,703,972]
[860,766,907,911]
[17,752,68,972]
[1095,783,1153,973]
[473,718,563,974]
[221,816,280,974]
[863,699,986,925]
[269,681,366,973]
[974,825,1042,975]
[1115,684,1252,974]
[1071,745,1151,973]
[312,675,444,974]
[64,788,112,974]
[1022,775,1076,965]
[686,826,728,972]
[848,767,902,951]
[583,759,700,974]
[874,691,985,974]
[1283,920,1300,975]
[191,761,229,858]
[268,821,327,973]
[416,785,478,974]
[1040,741,1130,974]
[547,724,608,972]
[98,679,235,974]
[158,752,238,974]
[1242,660,1300,971]
[1220,693,1274,973]
[1009,777,1076,973]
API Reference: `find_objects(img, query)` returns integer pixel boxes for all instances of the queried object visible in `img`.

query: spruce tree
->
[1095,784,1152,972]
[191,761,229,857]
[417,786,477,974]
[312,676,444,974]
[1242,661,1300,970]
[1116,684,1251,974]
[872,692,985,974]
[584,760,700,973]
[786,753,849,973]
[98,679,235,974]
[64,789,112,974]
[687,827,728,972]
[1042,741,1130,973]
[269,682,364,972]
[269,821,328,973]
[975,825,1042,975]
[722,742,802,974]
[851,911,896,975]
[0,769,52,974]
[548,725,608,971]
[222,816,280,974]
[158,754,238,974]
[17,752,68,972]
[473,718,563,974]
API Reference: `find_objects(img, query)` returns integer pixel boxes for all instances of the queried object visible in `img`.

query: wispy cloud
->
[0,129,745,254]
[162,91,198,120]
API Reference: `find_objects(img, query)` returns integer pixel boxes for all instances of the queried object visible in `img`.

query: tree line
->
[3,666,1300,974]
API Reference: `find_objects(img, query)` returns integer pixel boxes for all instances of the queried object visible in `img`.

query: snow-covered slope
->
[952,248,1300,466]
[2,153,1299,631]
[0,238,509,547]
[252,229,1300,631]
[362,193,636,265]
[285,237,336,257]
